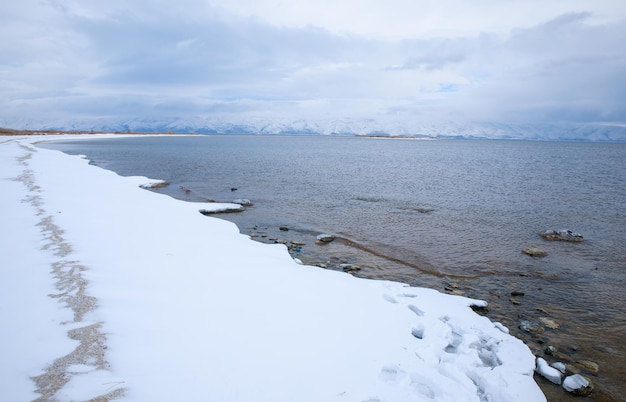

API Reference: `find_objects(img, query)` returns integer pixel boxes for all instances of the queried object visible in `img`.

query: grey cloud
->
[2,2,625,137]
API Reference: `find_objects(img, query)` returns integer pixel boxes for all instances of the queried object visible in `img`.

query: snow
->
[535,357,562,385]
[551,361,567,373]
[562,374,590,393]
[0,135,546,402]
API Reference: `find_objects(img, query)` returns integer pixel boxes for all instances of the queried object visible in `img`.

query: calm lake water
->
[41,135,626,401]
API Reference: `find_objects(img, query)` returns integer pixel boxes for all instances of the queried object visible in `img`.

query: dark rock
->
[279,226,289,231]
[340,264,361,272]
[544,346,574,362]
[511,290,525,296]
[470,305,489,314]
[199,206,243,215]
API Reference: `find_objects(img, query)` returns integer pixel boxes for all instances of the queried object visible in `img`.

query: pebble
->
[511,290,525,296]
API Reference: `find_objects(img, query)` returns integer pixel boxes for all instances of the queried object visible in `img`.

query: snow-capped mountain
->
[2,116,625,142]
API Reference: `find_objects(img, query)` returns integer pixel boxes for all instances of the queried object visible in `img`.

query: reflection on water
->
[41,135,626,401]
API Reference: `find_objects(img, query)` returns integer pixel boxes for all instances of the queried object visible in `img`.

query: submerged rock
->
[576,360,599,374]
[523,247,547,257]
[562,374,593,396]
[539,317,560,329]
[540,229,584,242]
[520,320,542,333]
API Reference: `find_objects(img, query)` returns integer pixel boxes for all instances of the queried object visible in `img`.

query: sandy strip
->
[13,141,124,401]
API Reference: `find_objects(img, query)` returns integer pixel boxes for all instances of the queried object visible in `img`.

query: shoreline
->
[229,219,623,401]
[0,134,551,400]
[35,133,625,401]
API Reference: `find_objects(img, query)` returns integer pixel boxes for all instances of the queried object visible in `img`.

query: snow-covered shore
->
[0,135,546,401]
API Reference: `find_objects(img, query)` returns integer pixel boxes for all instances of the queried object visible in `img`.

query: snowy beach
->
[0,135,545,401]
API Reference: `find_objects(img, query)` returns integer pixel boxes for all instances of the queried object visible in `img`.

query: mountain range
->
[2,117,625,142]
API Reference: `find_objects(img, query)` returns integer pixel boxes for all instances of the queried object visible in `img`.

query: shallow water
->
[41,135,626,401]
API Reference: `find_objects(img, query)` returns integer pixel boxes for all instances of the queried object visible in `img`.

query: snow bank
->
[0,135,546,401]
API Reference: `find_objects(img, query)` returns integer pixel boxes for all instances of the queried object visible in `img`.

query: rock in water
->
[523,247,547,257]
[232,199,253,206]
[540,229,584,242]
[316,234,335,243]
[520,320,541,333]
[539,317,560,329]
[562,374,593,396]
[536,357,562,384]
[576,360,599,374]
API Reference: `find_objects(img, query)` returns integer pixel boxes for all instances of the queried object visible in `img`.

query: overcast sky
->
[2,0,625,131]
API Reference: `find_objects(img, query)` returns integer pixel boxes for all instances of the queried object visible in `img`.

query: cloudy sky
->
[2,0,626,133]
